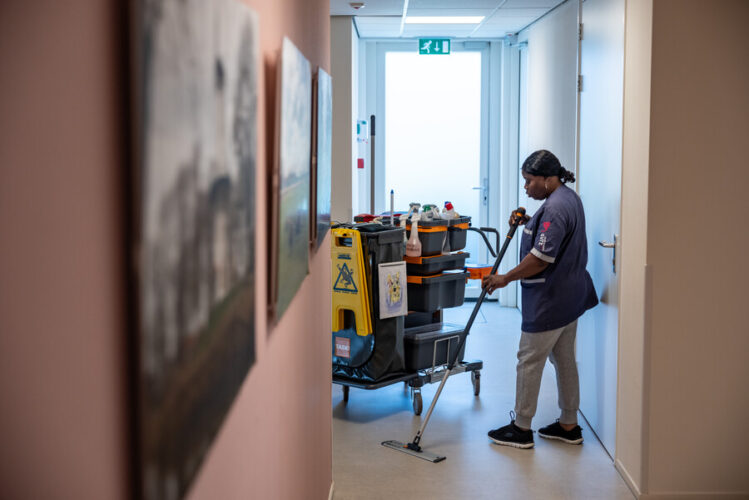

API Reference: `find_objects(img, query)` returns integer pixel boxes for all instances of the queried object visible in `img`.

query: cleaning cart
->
[331,217,496,415]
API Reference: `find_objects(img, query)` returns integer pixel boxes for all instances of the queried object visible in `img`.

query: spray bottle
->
[405,214,422,257]
[399,213,410,246]
[442,201,457,220]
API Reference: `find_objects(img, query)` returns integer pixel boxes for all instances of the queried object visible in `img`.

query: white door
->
[576,0,624,457]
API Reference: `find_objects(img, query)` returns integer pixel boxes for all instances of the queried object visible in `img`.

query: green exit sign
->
[419,38,450,55]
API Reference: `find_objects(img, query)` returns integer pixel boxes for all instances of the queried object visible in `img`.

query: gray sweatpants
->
[514,319,579,429]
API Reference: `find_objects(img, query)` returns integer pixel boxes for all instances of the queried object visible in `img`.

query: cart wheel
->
[342,385,349,403]
[412,391,423,415]
[471,371,481,396]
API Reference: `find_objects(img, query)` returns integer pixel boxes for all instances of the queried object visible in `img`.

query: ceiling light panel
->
[405,16,484,24]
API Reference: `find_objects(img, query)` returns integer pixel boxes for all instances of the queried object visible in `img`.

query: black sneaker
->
[538,420,584,445]
[488,413,534,449]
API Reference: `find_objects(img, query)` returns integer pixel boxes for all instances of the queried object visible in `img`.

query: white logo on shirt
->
[538,233,547,251]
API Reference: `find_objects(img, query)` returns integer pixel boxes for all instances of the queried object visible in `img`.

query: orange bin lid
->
[465,263,493,280]
[406,273,441,284]
[403,255,425,265]
[405,223,447,233]
[403,252,467,265]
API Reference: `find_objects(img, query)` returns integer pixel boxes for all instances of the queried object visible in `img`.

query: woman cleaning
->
[482,149,598,449]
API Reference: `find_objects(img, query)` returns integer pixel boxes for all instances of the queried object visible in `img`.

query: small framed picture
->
[378,262,408,319]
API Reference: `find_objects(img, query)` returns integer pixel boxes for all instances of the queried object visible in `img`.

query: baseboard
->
[639,492,749,499]
[328,480,335,500]
[613,460,748,500]
[614,459,642,498]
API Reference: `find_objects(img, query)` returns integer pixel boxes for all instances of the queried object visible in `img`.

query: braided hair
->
[522,149,576,184]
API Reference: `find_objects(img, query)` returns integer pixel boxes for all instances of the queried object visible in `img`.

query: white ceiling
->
[330,0,566,39]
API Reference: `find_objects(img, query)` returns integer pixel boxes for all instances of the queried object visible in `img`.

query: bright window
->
[384,51,482,260]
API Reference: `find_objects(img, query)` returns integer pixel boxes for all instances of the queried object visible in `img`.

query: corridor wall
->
[619,0,749,497]
[0,0,332,498]
[518,0,579,206]
[330,16,359,223]
[642,0,749,496]
[0,1,128,497]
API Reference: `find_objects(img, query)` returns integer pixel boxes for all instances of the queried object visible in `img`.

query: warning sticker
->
[335,337,351,358]
[333,263,358,293]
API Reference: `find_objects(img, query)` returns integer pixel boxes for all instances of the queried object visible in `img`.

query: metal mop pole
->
[405,207,526,452]
[370,115,376,215]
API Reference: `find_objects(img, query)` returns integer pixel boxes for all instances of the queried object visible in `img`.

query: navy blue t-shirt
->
[519,184,598,332]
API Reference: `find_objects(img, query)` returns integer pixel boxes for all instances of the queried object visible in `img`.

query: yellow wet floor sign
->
[331,228,372,336]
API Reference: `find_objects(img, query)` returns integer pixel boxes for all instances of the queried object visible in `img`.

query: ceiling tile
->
[354,16,402,37]
[489,8,549,21]
[331,0,404,16]
[502,0,563,7]
[341,0,567,38]
[402,24,477,37]
[357,28,404,37]
[354,15,403,25]
[471,17,537,36]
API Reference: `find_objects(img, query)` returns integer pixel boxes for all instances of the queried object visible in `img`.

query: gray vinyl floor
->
[332,302,634,500]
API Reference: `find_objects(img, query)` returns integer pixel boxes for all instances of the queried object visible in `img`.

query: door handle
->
[472,179,488,207]
[598,235,618,273]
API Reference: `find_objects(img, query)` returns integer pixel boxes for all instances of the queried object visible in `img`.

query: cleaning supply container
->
[406,270,470,312]
[403,323,467,371]
[447,216,472,252]
[399,217,448,256]
[405,251,470,276]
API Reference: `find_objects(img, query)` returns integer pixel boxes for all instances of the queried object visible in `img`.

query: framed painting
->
[270,38,312,322]
[132,0,259,497]
[311,68,332,249]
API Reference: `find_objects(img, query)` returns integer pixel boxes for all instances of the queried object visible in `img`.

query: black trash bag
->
[332,224,407,382]
[332,327,373,367]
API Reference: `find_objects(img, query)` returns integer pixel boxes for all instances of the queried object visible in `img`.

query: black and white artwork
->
[135,0,258,498]
[314,68,332,249]
[273,38,311,321]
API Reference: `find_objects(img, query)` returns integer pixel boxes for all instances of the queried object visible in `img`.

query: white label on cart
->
[335,337,351,358]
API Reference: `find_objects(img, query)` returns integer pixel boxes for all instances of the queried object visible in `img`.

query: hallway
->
[332,303,633,499]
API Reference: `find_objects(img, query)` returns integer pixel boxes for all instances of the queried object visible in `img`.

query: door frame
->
[365,40,493,262]
[575,0,625,460]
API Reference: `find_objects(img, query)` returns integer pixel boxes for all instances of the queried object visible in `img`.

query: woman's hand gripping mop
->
[382,207,526,462]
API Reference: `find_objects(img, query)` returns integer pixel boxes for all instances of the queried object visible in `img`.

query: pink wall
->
[0,0,333,498]
[186,1,332,497]
[0,0,128,498]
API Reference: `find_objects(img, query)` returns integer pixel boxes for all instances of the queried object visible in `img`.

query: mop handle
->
[409,207,526,449]
[446,207,525,370]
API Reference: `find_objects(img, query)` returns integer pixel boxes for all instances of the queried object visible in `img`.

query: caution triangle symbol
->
[333,263,358,293]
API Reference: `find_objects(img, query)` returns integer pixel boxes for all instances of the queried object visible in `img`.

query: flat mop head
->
[381,440,446,463]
